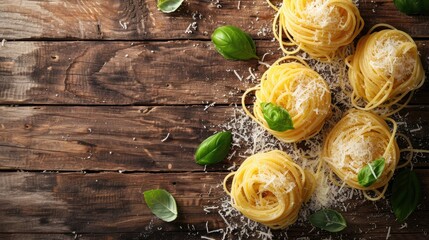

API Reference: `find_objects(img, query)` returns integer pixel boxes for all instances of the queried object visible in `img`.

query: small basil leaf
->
[260,102,294,132]
[143,189,178,222]
[358,157,385,187]
[157,0,184,13]
[391,169,422,222]
[195,131,232,165]
[211,25,258,60]
[309,209,347,232]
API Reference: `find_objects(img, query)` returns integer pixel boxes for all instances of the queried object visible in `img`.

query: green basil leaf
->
[309,209,347,232]
[393,0,429,15]
[211,25,258,60]
[391,169,422,222]
[157,0,184,13]
[143,189,178,222]
[260,102,294,132]
[195,131,232,165]
[358,157,385,187]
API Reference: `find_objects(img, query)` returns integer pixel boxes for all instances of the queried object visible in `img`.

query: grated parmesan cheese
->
[370,38,416,82]
[303,0,344,29]
[201,236,216,240]
[161,133,170,142]
[185,22,198,34]
[119,20,128,29]
[386,226,391,239]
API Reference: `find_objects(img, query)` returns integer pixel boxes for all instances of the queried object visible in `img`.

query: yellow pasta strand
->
[242,56,331,143]
[322,109,400,201]
[223,150,316,229]
[346,24,425,115]
[269,0,364,61]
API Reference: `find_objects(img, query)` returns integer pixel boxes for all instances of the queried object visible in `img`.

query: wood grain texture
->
[1,1,429,239]
[1,105,428,171]
[0,40,271,105]
[1,40,428,105]
[0,171,428,239]
[2,233,429,240]
[0,0,428,40]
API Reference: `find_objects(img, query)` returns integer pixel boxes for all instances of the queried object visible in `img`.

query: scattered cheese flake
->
[204,102,216,111]
[185,22,198,34]
[410,125,422,133]
[227,162,236,171]
[161,133,170,142]
[206,221,224,234]
[400,223,408,229]
[119,20,128,29]
[233,70,243,81]
[386,226,391,239]
[201,236,216,240]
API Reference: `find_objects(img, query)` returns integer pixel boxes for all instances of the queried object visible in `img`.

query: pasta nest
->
[346,24,425,114]
[322,109,400,200]
[270,0,364,61]
[224,150,316,229]
[243,56,331,143]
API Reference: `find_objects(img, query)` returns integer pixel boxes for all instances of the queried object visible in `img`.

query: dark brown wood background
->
[1,1,428,239]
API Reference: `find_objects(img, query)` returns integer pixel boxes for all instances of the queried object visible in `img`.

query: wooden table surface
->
[1,1,429,239]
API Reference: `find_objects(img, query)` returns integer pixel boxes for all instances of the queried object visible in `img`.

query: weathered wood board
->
[1,0,429,239]
[0,0,428,40]
[1,105,428,171]
[0,171,428,239]
[0,40,428,105]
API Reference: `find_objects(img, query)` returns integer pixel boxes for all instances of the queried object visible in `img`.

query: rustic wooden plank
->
[1,40,428,105]
[0,0,428,40]
[0,234,73,240]
[0,171,428,239]
[0,40,270,105]
[1,105,428,171]
[2,232,428,240]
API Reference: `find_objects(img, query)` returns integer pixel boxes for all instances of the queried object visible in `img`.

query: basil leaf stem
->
[211,25,258,60]
[260,102,294,132]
